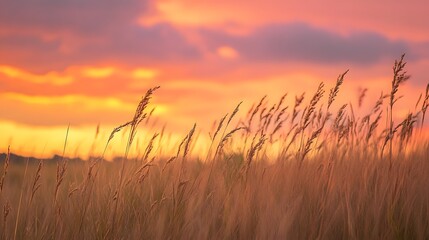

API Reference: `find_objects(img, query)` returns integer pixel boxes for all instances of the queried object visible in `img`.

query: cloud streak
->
[0,0,200,71]
[202,23,410,64]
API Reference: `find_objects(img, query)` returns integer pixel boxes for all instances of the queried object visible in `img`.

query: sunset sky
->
[1,0,429,158]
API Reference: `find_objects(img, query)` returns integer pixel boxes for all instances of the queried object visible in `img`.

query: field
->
[1,56,429,239]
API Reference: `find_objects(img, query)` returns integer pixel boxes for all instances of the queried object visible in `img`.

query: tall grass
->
[0,55,429,239]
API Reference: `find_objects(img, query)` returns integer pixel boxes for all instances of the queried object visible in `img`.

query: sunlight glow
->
[132,68,159,79]
[0,65,74,85]
[81,67,116,78]
[1,93,136,111]
[217,46,239,59]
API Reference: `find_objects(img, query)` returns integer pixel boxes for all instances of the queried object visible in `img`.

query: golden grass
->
[1,55,429,239]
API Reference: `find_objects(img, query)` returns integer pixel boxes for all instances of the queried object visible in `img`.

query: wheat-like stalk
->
[206,114,228,161]
[102,121,131,159]
[110,86,159,239]
[245,134,266,174]
[213,102,243,160]
[212,114,227,141]
[248,96,266,131]
[398,113,418,151]
[54,124,70,205]
[334,104,348,130]
[328,70,348,109]
[216,127,245,156]
[291,93,305,125]
[228,102,242,126]
[366,111,383,142]
[3,201,11,240]
[301,126,323,163]
[161,156,176,173]
[142,133,159,162]
[29,160,43,205]
[183,123,196,160]
[0,146,10,197]
[421,83,429,128]
[388,54,410,166]
[126,86,160,157]
[302,83,325,130]
[358,88,368,108]
[299,83,325,155]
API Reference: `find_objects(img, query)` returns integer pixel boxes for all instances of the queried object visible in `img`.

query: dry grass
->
[1,55,429,239]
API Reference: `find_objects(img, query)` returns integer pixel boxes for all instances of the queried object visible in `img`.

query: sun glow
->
[81,67,116,78]
[217,46,239,59]
[0,65,74,85]
[1,93,136,111]
[132,68,159,79]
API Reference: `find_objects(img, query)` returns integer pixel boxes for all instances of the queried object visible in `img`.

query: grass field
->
[1,55,429,239]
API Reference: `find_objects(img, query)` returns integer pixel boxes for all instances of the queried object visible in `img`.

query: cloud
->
[80,23,200,62]
[0,0,200,71]
[148,0,429,42]
[201,23,410,65]
[0,0,417,71]
[0,0,147,34]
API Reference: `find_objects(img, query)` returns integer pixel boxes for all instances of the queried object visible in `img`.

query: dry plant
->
[298,82,325,160]
[108,86,160,238]
[0,146,10,197]
[387,54,410,165]
[358,88,368,108]
[3,201,11,240]
[421,83,429,127]
[1,55,429,240]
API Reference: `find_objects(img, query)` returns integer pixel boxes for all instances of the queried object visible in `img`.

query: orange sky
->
[1,0,429,159]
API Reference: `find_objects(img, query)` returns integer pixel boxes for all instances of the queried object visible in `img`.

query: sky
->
[1,0,429,158]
